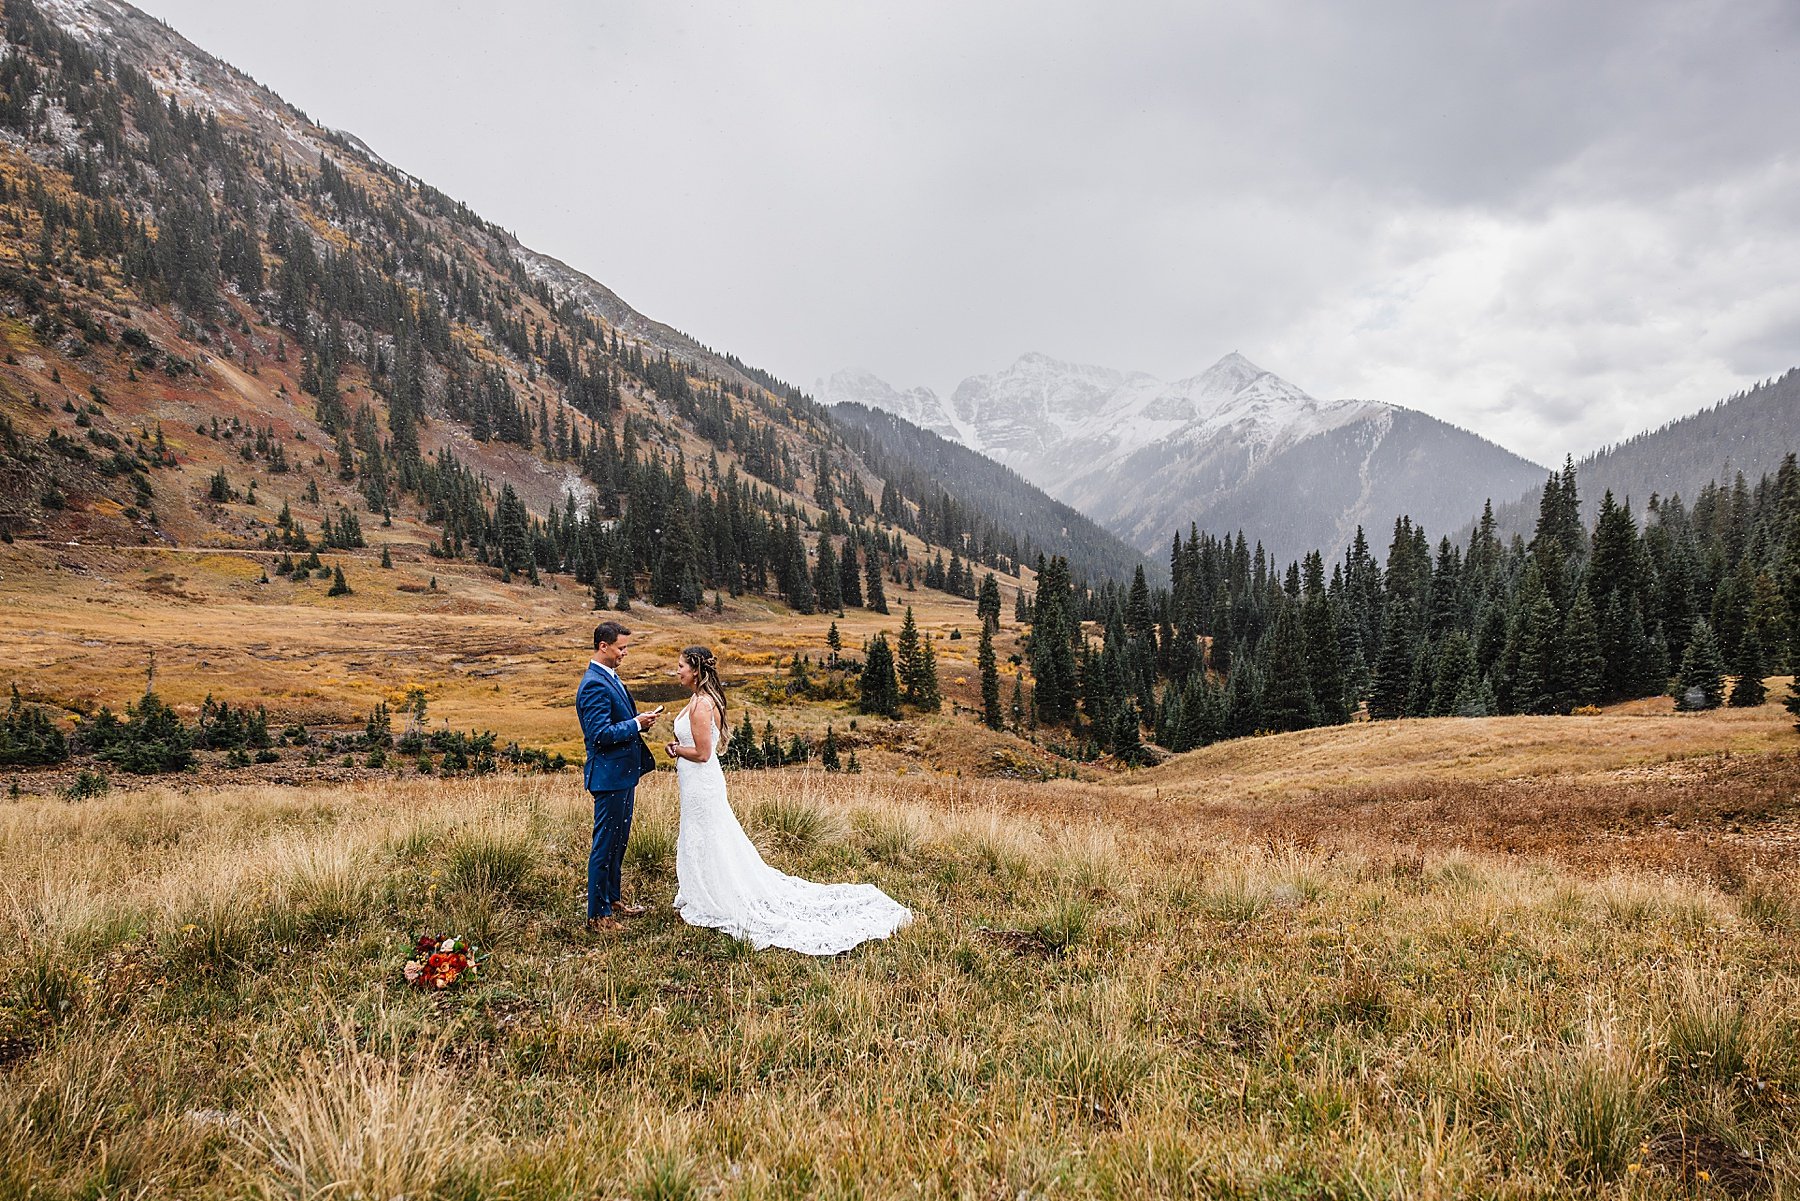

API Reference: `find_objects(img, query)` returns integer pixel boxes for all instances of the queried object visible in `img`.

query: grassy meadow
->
[0,539,1033,773]
[3,712,1798,1198]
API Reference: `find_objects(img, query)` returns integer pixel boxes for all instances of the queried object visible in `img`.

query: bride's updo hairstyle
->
[681,645,728,741]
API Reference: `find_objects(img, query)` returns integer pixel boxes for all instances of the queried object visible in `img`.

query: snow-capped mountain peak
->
[817,350,1542,562]
[814,369,966,444]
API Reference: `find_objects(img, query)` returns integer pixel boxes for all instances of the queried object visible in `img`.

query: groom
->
[576,620,660,932]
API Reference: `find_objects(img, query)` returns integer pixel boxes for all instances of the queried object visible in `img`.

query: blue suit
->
[576,661,657,918]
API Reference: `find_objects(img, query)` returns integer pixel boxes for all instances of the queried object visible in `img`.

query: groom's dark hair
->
[594,620,632,649]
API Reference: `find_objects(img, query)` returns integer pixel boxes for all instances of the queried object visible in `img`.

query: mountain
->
[814,369,964,444]
[825,352,1548,563]
[1482,368,1800,538]
[824,403,1153,587]
[0,0,1129,607]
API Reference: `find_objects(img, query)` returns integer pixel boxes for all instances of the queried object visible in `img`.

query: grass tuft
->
[443,826,537,902]
[229,1051,474,1201]
[750,794,832,854]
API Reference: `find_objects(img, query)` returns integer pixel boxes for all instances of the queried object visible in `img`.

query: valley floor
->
[2,700,1797,1197]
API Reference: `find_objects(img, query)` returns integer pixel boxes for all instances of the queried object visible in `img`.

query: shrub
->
[0,684,68,766]
[88,692,193,774]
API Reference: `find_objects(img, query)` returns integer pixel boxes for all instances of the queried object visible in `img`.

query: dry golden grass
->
[0,750,1795,1198]
[0,539,1026,763]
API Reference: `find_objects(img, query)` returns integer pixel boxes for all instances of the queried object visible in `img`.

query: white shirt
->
[590,659,619,680]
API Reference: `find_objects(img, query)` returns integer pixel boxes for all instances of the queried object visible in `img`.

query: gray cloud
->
[135,0,1800,465]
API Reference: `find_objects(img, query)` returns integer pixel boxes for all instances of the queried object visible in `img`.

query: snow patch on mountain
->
[814,368,972,445]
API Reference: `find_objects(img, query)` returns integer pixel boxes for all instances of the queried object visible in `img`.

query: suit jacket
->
[577,661,656,792]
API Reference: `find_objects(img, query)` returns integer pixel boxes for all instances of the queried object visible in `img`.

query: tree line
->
[1017,457,1800,761]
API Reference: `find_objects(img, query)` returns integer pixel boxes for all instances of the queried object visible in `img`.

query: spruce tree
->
[1368,602,1417,720]
[859,633,901,718]
[915,634,942,711]
[1673,619,1726,711]
[762,721,782,767]
[1302,588,1347,723]
[896,607,923,703]
[328,564,351,596]
[813,535,841,614]
[827,621,843,663]
[652,502,700,609]
[821,724,841,771]
[1029,556,1079,725]
[1125,566,1153,640]
[1727,626,1766,707]
[978,572,1002,629]
[1010,672,1026,729]
[979,623,1002,730]
[839,537,863,608]
[1259,603,1317,732]
[864,546,888,613]
[1564,587,1604,708]
[1429,631,1477,716]
[1514,590,1565,715]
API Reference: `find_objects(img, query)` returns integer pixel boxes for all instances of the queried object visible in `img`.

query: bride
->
[662,645,912,955]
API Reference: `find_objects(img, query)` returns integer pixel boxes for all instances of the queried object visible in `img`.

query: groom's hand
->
[634,708,660,729]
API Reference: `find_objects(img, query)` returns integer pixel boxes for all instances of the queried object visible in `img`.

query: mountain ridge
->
[820,352,1548,563]
[0,0,1144,610]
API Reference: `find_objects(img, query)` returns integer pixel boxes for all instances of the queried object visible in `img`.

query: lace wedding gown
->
[672,707,912,955]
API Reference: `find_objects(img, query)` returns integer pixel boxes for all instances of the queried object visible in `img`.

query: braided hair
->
[681,645,728,744]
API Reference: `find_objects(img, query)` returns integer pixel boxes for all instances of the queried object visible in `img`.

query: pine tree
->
[762,721,782,767]
[1302,587,1347,724]
[1125,566,1153,640]
[859,633,901,717]
[1673,619,1727,711]
[896,607,923,703]
[826,621,843,663]
[489,483,529,575]
[979,623,1002,730]
[1429,631,1477,716]
[1259,603,1317,732]
[1029,556,1079,725]
[914,634,942,711]
[864,546,888,613]
[1010,673,1027,729]
[978,572,1002,630]
[1515,590,1566,715]
[1368,602,1417,720]
[652,502,700,610]
[820,724,841,771]
[839,537,863,608]
[328,564,351,596]
[813,536,841,614]
[1727,626,1766,707]
[723,713,762,768]
[380,544,393,569]
[1564,586,1604,708]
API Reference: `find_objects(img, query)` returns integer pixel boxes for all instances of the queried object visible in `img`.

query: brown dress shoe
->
[585,915,621,933]
[614,902,648,918]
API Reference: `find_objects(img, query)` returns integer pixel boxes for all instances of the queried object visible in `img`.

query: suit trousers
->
[587,786,635,918]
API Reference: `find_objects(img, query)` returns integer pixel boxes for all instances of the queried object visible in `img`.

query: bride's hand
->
[665,741,680,759]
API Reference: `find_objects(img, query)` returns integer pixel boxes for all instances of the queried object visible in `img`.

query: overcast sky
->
[134,0,1800,466]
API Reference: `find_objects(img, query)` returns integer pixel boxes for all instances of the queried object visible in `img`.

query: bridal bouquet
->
[402,933,483,991]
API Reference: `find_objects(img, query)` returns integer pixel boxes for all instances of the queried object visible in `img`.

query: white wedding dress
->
[672,706,912,955]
